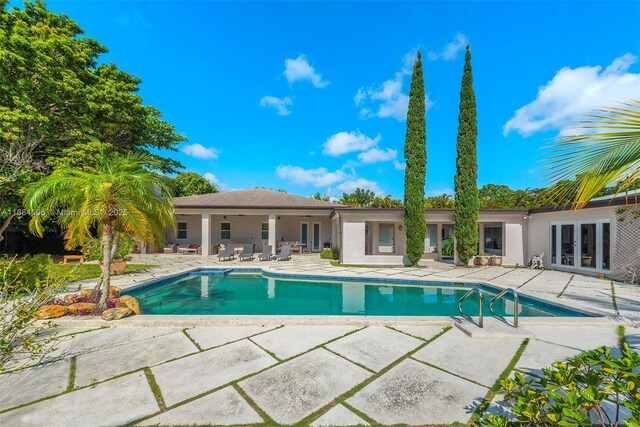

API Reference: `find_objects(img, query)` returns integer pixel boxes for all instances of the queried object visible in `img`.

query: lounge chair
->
[277,245,291,261]
[238,244,254,261]
[217,246,235,261]
[259,245,273,261]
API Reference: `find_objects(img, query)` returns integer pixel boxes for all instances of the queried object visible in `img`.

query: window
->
[484,226,503,255]
[177,222,187,239]
[378,224,395,253]
[261,222,269,240]
[220,221,231,240]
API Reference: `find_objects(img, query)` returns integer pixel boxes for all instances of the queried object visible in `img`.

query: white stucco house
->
[165,188,639,280]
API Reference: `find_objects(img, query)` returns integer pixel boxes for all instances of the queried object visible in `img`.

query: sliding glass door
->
[550,220,610,272]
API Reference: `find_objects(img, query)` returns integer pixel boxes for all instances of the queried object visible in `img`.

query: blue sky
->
[35,1,640,199]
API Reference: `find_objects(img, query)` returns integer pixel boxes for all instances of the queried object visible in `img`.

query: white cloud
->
[357,147,398,164]
[284,55,329,88]
[182,143,219,159]
[259,96,293,116]
[428,33,468,61]
[322,131,381,157]
[276,165,346,187]
[202,172,226,190]
[393,160,406,170]
[504,53,640,136]
[336,178,381,194]
[355,51,433,121]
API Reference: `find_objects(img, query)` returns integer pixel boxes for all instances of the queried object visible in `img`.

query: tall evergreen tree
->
[403,51,427,265]
[453,45,480,264]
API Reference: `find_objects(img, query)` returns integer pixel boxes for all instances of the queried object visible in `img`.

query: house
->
[166,188,639,280]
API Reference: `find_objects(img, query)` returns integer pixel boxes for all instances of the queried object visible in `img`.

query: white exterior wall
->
[526,206,617,273]
[338,210,526,266]
[167,214,202,246]
[168,209,333,253]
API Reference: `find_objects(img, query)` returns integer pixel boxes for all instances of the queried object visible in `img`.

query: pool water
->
[124,272,590,317]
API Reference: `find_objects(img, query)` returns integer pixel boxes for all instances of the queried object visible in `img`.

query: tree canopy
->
[173,172,217,197]
[338,188,403,208]
[0,1,185,242]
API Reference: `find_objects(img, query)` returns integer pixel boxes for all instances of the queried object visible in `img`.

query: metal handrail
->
[457,287,484,328]
[489,288,520,328]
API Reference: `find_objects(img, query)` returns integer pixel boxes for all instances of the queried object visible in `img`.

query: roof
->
[173,188,344,210]
[529,190,639,213]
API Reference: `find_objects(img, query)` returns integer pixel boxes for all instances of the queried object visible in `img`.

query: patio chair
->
[259,245,274,261]
[163,243,178,254]
[217,246,235,261]
[277,245,291,261]
[238,244,254,261]
[528,251,544,269]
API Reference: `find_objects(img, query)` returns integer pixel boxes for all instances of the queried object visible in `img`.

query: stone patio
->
[1,255,638,426]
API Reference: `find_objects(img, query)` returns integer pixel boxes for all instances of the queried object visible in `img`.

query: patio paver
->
[412,328,523,387]
[325,327,423,372]
[347,358,486,425]
[0,372,158,427]
[250,325,358,359]
[239,349,371,424]
[75,332,198,386]
[185,325,277,349]
[0,359,70,411]
[393,325,447,341]
[151,339,277,406]
[311,404,369,426]
[138,386,262,426]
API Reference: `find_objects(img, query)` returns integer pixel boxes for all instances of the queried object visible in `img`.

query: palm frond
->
[543,99,640,209]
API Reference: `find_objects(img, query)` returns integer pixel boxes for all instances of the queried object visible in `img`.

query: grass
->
[470,338,530,424]
[50,263,155,281]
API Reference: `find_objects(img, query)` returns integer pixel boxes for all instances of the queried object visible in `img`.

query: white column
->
[268,214,276,255]
[201,213,210,256]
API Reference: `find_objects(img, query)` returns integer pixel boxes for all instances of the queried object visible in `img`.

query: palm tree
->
[544,99,640,209]
[24,146,175,309]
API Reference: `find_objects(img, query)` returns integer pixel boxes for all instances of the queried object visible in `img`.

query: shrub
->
[0,256,71,371]
[321,247,340,260]
[442,235,454,257]
[82,233,135,262]
[0,254,54,294]
[482,343,640,427]
[331,246,340,260]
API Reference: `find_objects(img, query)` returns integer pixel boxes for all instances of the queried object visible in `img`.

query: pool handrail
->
[458,286,484,328]
[489,288,520,328]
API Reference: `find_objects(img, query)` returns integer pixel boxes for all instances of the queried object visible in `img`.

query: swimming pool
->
[123,269,593,317]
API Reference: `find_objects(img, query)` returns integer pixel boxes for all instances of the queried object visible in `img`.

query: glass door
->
[579,223,597,269]
[551,220,610,272]
[560,224,575,267]
[300,223,308,249]
[312,223,321,252]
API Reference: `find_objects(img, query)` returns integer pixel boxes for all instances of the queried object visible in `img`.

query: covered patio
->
[164,189,341,256]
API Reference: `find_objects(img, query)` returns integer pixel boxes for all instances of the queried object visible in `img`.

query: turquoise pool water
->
[123,270,592,317]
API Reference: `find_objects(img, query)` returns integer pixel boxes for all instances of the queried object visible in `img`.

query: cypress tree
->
[403,51,427,265]
[453,45,480,264]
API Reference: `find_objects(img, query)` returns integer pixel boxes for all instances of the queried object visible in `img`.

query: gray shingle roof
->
[173,188,344,209]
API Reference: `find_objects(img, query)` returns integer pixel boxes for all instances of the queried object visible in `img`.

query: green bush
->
[82,233,135,261]
[482,343,640,427]
[0,254,54,294]
[442,235,454,257]
[320,247,340,260]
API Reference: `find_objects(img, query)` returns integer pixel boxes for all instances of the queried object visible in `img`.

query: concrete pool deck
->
[1,254,639,426]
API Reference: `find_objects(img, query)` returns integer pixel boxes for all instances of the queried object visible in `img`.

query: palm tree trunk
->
[98,223,113,309]
[0,213,15,244]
